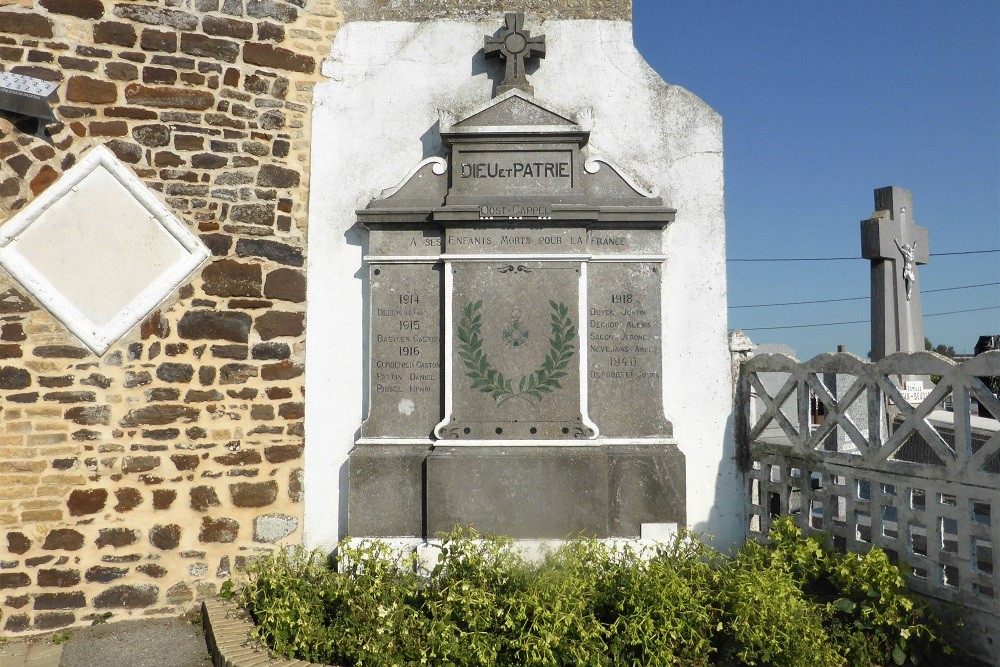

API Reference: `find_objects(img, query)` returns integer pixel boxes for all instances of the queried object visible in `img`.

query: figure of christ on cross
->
[894,237,918,300]
[484,13,545,96]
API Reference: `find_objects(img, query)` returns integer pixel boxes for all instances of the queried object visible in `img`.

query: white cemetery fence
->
[734,348,1000,661]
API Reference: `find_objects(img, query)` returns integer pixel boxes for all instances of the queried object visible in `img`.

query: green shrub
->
[236,520,950,667]
[717,539,843,667]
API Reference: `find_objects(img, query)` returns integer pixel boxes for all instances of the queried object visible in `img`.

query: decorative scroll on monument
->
[349,14,685,539]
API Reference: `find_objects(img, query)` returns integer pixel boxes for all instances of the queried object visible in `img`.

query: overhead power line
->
[727,249,999,262]
[729,281,1000,309]
[740,305,999,332]
[931,250,1000,257]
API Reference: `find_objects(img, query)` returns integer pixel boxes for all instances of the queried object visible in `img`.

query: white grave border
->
[0,145,210,355]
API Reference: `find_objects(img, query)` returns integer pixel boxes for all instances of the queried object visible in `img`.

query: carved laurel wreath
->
[457,300,576,406]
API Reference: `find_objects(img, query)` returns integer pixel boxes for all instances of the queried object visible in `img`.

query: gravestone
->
[861,186,931,400]
[348,14,684,539]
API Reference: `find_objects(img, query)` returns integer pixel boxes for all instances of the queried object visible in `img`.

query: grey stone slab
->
[587,228,662,254]
[443,225,587,254]
[587,262,671,437]
[361,263,443,440]
[441,260,588,440]
[426,444,686,539]
[367,226,443,256]
[348,444,430,537]
[451,147,576,199]
[57,617,210,667]
[426,446,609,538]
[607,443,685,536]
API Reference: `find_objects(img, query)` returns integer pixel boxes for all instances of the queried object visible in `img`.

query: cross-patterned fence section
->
[736,350,1000,657]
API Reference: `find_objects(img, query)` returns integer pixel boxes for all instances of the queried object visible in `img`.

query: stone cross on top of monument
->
[484,12,545,96]
[861,185,930,362]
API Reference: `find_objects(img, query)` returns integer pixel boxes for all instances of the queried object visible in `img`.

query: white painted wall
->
[305,18,744,553]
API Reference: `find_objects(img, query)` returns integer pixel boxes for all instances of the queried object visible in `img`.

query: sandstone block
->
[39,0,104,19]
[261,360,303,381]
[119,405,200,427]
[263,267,305,302]
[278,402,303,420]
[33,611,75,630]
[184,389,224,402]
[165,581,193,604]
[181,33,239,62]
[255,311,304,340]
[34,591,86,609]
[136,563,167,578]
[89,120,129,137]
[95,528,140,548]
[235,238,303,266]
[106,139,143,164]
[93,583,158,609]
[246,0,298,23]
[156,363,194,383]
[93,21,136,47]
[252,342,289,360]
[242,42,314,74]
[219,363,257,385]
[0,366,30,390]
[202,15,252,39]
[202,258,262,298]
[44,391,96,404]
[201,233,233,256]
[189,486,219,511]
[257,163,300,188]
[105,61,138,80]
[0,10,53,37]
[112,488,143,512]
[34,345,88,359]
[67,488,108,516]
[230,480,277,508]
[229,203,274,226]
[7,532,31,554]
[210,344,247,359]
[85,565,127,582]
[152,489,176,510]
[124,84,214,110]
[191,152,228,169]
[198,516,238,542]
[178,310,251,342]
[37,568,81,587]
[253,513,297,543]
[133,124,170,147]
[170,454,200,472]
[214,450,261,466]
[264,444,302,463]
[148,524,180,550]
[140,28,177,53]
[67,75,117,103]
[113,4,197,30]
[0,572,30,589]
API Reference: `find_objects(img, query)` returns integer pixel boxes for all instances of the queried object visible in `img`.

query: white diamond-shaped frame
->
[0,145,209,354]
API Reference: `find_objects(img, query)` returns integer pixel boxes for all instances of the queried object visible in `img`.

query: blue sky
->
[632,2,999,359]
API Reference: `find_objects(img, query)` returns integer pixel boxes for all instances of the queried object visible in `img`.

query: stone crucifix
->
[484,12,545,96]
[860,186,930,361]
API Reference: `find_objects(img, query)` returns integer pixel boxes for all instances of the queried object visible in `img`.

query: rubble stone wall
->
[0,0,339,635]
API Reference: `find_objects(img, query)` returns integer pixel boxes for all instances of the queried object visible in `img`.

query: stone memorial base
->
[348,443,685,539]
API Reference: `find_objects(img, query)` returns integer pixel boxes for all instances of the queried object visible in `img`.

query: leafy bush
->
[236,520,951,667]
